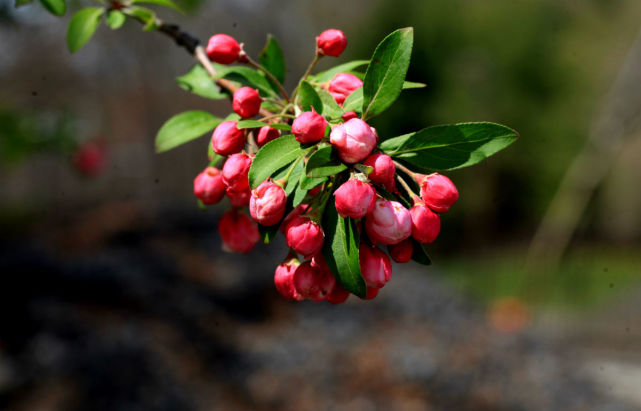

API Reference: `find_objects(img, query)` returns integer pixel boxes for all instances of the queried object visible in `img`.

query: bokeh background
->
[1,0,640,410]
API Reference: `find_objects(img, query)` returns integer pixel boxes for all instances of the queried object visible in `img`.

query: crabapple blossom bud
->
[206,34,240,64]
[293,261,335,302]
[409,203,441,243]
[329,118,377,163]
[280,204,306,234]
[388,238,414,263]
[417,173,459,213]
[274,259,304,301]
[193,167,225,205]
[226,188,250,207]
[292,110,327,144]
[232,87,262,119]
[218,209,259,253]
[329,73,363,105]
[222,153,252,192]
[316,29,347,57]
[211,121,245,156]
[365,198,412,244]
[333,179,376,219]
[249,181,287,226]
[256,126,280,146]
[326,282,350,304]
[72,142,106,176]
[285,216,324,259]
[364,286,380,300]
[362,153,395,186]
[342,111,358,121]
[359,244,392,288]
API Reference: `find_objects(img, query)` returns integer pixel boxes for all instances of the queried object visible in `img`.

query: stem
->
[291,55,321,102]
[278,155,303,187]
[246,131,258,154]
[245,56,290,103]
[258,113,296,122]
[396,174,420,200]
[393,160,417,179]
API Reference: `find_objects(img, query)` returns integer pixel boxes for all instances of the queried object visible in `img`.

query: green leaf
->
[312,60,370,83]
[380,122,518,171]
[176,65,227,100]
[213,65,278,97]
[124,7,158,31]
[284,158,305,196]
[297,81,323,113]
[322,201,365,298]
[39,0,65,16]
[155,111,222,153]
[130,0,182,12]
[299,174,326,190]
[318,89,344,120]
[259,34,286,84]
[236,120,266,129]
[342,87,363,113]
[209,152,224,167]
[258,224,279,244]
[249,135,312,189]
[305,146,347,178]
[292,184,308,207]
[66,8,104,53]
[268,123,292,131]
[362,28,414,119]
[411,241,432,265]
[105,10,126,30]
[403,81,426,89]
[15,0,34,8]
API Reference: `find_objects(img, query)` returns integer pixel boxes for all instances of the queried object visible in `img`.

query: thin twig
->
[396,174,420,202]
[393,160,417,179]
[245,56,290,103]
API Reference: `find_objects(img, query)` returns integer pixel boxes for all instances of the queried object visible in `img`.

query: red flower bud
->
[232,87,262,119]
[193,167,225,205]
[362,153,395,186]
[364,286,380,300]
[316,29,347,57]
[409,203,440,243]
[274,259,304,301]
[329,73,363,106]
[72,142,106,176]
[222,152,252,192]
[206,34,240,64]
[326,281,350,304]
[256,126,280,146]
[417,173,459,213]
[226,188,250,207]
[333,179,376,219]
[364,198,412,244]
[388,238,414,263]
[293,261,335,302]
[329,118,377,164]
[280,204,307,234]
[285,216,324,259]
[218,209,259,253]
[250,181,287,226]
[211,121,245,156]
[341,111,358,121]
[292,110,327,144]
[359,244,392,288]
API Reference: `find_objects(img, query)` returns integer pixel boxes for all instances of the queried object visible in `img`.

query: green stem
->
[396,174,420,202]
[258,113,296,122]
[246,56,290,103]
[291,55,322,103]
[393,160,417,179]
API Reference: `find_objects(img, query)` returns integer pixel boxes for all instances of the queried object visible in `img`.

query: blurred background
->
[1,0,640,410]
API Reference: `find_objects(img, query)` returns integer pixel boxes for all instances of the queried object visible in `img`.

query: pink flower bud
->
[292,111,327,144]
[232,87,262,119]
[274,259,304,301]
[293,261,335,302]
[341,111,358,121]
[326,282,350,304]
[211,121,245,156]
[256,126,280,146]
[417,173,459,213]
[329,118,377,164]
[72,142,106,176]
[206,34,240,64]
[222,153,252,192]
[362,153,395,186]
[334,179,376,219]
[409,203,440,243]
[218,209,259,253]
[316,29,347,57]
[388,238,414,263]
[280,204,307,234]
[285,216,324,259]
[329,73,363,106]
[364,198,412,244]
[250,181,287,226]
[359,244,392,288]
[226,188,250,207]
[193,167,225,205]
[364,286,380,300]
